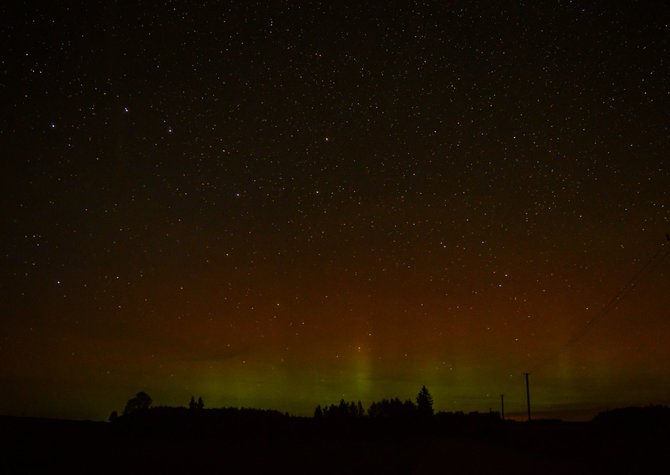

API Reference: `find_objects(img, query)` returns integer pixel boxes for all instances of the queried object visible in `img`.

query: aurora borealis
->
[2,1,669,421]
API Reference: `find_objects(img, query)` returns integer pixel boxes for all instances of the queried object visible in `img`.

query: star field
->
[1,1,669,420]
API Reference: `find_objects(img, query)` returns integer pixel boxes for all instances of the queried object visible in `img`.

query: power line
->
[524,373,531,422]
[531,236,670,373]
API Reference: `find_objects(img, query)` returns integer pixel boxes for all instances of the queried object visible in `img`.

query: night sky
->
[2,1,669,421]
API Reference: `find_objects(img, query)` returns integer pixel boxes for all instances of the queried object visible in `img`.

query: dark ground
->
[1,414,667,474]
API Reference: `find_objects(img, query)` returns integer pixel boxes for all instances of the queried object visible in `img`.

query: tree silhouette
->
[416,385,434,417]
[368,398,416,418]
[197,396,204,410]
[318,399,365,419]
[123,391,152,415]
[189,396,197,410]
[357,401,365,417]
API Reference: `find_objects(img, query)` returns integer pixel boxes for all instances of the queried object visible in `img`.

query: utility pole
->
[524,372,531,422]
[500,394,505,420]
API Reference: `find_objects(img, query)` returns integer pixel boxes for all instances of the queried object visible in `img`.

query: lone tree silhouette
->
[123,391,152,416]
[416,385,434,417]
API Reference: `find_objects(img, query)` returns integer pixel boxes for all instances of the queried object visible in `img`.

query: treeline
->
[314,385,435,420]
[107,386,507,439]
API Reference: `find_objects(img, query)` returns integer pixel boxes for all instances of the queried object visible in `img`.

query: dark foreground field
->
[1,412,667,474]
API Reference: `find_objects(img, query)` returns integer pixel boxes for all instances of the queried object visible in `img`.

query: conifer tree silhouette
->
[416,385,434,417]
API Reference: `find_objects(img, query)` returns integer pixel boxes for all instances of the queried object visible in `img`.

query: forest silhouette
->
[110,385,503,439]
